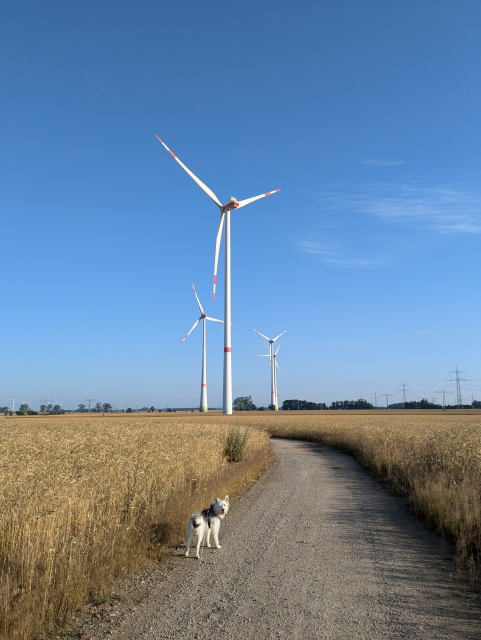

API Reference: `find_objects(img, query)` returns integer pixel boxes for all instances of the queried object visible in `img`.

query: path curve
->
[113,439,481,639]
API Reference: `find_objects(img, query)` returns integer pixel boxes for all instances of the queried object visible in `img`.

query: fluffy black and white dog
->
[185,496,229,559]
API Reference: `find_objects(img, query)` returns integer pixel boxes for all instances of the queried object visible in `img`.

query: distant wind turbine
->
[181,282,223,412]
[156,136,280,415]
[253,329,286,410]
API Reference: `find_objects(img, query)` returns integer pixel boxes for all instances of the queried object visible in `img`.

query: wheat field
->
[0,414,272,640]
[2,410,481,639]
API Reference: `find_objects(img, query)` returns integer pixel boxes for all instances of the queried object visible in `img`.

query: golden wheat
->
[0,415,272,640]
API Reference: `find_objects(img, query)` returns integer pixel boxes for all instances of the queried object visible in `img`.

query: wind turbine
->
[11,398,17,412]
[156,136,280,415]
[181,282,223,412]
[253,329,286,410]
[257,341,283,409]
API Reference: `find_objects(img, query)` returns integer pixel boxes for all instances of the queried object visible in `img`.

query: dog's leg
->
[185,519,193,557]
[206,526,211,547]
[212,519,221,549]
[195,522,206,559]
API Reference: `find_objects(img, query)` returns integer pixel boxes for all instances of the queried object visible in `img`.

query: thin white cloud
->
[297,239,388,267]
[314,183,481,234]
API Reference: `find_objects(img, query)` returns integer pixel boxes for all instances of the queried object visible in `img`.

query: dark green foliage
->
[329,399,374,410]
[282,399,328,410]
[233,396,257,411]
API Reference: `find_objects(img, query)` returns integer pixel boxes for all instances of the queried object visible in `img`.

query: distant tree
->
[126,407,133,413]
[15,410,26,416]
[53,404,61,412]
[47,404,53,412]
[268,403,276,411]
[472,400,481,409]
[166,408,173,412]
[94,402,102,412]
[329,399,374,410]
[102,403,112,412]
[233,396,257,411]
[0,406,9,414]
[282,399,328,410]
[40,404,47,413]
[150,406,155,412]
[19,404,29,412]
[257,406,266,411]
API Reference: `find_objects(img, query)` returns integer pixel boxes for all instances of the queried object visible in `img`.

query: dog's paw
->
[207,543,211,548]
[195,554,200,559]
[216,545,221,549]
[184,551,189,557]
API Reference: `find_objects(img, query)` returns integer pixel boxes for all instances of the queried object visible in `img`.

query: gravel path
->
[112,438,481,640]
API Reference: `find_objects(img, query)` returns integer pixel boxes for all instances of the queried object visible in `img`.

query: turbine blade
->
[276,361,282,374]
[180,318,201,344]
[191,282,204,316]
[253,328,271,342]
[257,354,270,357]
[205,317,223,323]
[275,341,282,356]
[156,136,223,208]
[273,330,286,342]
[213,212,225,300]
[236,189,281,209]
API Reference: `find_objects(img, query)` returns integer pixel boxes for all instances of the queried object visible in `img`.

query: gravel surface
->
[87,439,481,639]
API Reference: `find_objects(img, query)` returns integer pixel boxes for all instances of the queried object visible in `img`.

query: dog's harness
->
[194,506,216,529]
[203,506,216,529]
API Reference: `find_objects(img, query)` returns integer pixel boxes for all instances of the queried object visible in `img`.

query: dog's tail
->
[192,513,203,529]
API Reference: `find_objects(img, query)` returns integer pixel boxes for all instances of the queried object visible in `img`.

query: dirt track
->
[111,439,481,639]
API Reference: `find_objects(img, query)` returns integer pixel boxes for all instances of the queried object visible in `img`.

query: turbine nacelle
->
[221,197,239,212]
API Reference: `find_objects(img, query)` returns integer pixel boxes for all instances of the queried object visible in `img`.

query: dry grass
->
[260,411,481,584]
[0,414,272,640]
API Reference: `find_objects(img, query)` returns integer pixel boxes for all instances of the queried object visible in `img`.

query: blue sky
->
[1,0,480,409]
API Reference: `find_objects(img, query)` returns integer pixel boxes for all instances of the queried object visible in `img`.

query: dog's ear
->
[225,495,229,502]
[214,497,220,503]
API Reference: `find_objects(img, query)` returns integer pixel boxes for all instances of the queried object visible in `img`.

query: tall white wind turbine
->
[156,136,280,415]
[180,282,223,412]
[253,329,286,410]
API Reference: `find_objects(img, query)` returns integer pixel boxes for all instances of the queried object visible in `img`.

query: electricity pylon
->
[397,382,410,408]
[446,367,471,408]
[381,393,394,409]
[84,398,95,412]
[436,389,453,408]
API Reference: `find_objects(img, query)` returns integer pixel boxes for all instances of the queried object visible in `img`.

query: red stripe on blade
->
[168,150,176,158]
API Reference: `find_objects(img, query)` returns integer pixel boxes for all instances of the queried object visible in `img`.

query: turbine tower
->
[253,329,286,410]
[181,282,223,412]
[156,136,280,415]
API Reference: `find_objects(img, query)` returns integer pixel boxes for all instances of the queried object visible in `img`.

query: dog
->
[185,495,229,558]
